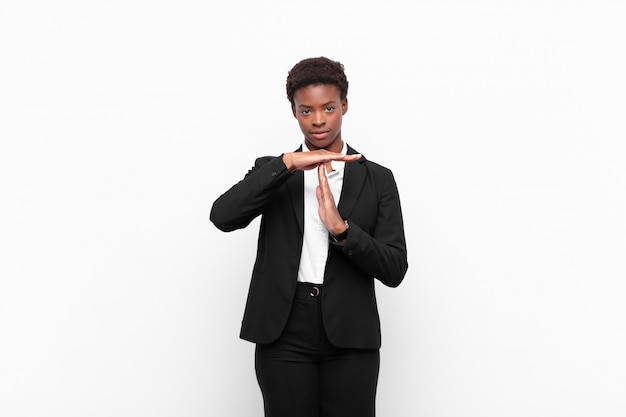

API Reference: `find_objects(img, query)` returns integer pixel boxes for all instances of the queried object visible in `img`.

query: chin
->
[309,138,338,150]
[305,140,325,150]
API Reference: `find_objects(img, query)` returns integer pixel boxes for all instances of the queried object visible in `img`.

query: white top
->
[296,141,347,284]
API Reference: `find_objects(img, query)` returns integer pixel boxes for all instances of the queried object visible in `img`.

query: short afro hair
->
[286,57,349,107]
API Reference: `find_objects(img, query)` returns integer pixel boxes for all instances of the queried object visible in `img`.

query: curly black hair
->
[286,57,349,107]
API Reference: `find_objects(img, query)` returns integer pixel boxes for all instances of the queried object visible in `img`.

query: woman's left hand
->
[316,163,347,236]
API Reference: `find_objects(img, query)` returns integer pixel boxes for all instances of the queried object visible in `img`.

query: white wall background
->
[1,1,625,416]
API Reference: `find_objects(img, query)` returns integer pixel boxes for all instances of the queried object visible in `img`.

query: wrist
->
[282,153,295,173]
[330,220,347,236]
[330,219,349,242]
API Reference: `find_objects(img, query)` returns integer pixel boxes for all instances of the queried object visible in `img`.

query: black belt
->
[296,282,322,298]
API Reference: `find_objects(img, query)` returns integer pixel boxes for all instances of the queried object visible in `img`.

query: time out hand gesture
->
[316,164,348,236]
[283,150,361,172]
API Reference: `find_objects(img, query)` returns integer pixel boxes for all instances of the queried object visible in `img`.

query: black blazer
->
[210,145,408,349]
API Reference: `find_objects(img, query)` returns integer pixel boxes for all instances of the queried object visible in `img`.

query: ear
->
[342,97,348,115]
[292,105,297,118]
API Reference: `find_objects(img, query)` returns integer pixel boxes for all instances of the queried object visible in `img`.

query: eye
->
[325,106,335,112]
[301,109,311,115]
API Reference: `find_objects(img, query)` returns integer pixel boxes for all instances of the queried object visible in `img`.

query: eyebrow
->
[297,101,338,109]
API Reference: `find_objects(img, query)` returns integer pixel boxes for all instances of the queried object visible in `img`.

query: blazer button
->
[271,171,277,176]
[347,250,354,256]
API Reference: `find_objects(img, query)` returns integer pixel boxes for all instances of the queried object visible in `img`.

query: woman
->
[210,56,408,417]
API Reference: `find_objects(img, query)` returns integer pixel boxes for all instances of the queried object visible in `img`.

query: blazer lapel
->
[338,145,366,219]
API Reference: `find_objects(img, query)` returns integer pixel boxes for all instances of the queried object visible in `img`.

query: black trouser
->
[255,282,380,417]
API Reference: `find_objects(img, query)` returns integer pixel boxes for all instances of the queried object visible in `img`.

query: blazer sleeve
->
[210,155,292,232]
[333,168,408,288]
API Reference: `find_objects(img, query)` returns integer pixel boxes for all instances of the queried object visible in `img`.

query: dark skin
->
[282,84,360,237]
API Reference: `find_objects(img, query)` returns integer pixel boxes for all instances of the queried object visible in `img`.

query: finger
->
[317,164,325,197]
[316,167,330,212]
[321,153,361,163]
[322,152,360,160]
[339,153,362,161]
[317,165,330,204]
[317,163,328,190]
[317,164,337,209]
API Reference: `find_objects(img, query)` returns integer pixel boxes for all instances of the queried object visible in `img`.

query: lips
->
[311,130,330,139]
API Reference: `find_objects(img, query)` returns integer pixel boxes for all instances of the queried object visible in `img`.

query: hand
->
[316,164,347,236]
[283,150,361,172]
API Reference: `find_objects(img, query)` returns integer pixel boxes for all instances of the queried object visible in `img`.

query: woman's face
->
[292,84,348,153]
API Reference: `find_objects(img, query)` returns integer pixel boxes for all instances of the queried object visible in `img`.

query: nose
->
[312,111,325,126]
